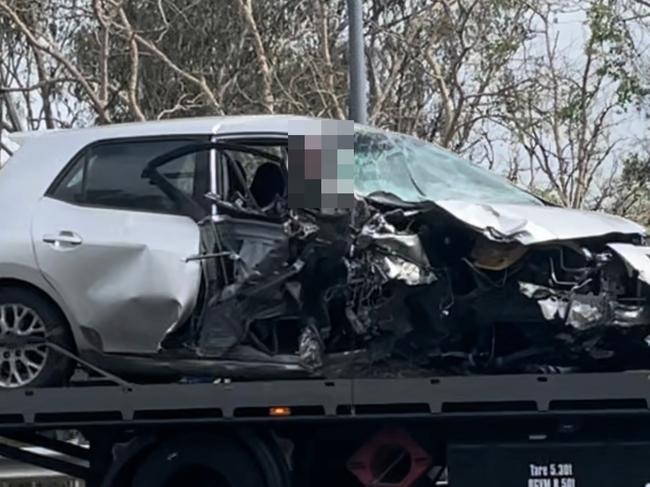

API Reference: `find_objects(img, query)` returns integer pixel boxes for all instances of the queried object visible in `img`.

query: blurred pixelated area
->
[288,119,354,209]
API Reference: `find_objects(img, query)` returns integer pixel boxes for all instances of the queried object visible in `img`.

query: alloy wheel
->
[0,304,48,388]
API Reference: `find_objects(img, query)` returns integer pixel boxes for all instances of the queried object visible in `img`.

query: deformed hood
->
[434,200,647,245]
[353,128,645,246]
[608,243,650,285]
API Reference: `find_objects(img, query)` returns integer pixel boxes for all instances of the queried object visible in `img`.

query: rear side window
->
[50,139,206,213]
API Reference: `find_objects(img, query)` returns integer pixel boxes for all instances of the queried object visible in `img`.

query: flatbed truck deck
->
[1,372,650,486]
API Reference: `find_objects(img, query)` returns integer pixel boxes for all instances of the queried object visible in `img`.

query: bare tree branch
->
[0,0,110,123]
[236,0,274,113]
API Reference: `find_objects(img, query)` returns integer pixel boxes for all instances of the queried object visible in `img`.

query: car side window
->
[221,142,287,209]
[50,139,205,214]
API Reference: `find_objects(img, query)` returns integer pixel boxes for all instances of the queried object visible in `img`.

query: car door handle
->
[42,231,83,247]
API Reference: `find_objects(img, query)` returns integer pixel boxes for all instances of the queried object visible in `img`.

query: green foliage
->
[620,153,650,186]
[609,153,650,226]
[1,0,649,225]
[587,0,643,106]
[557,96,583,123]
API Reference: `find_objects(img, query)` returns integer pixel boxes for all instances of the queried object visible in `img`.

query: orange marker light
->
[269,406,291,417]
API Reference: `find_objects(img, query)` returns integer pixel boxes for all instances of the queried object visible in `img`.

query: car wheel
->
[131,434,266,487]
[0,288,74,388]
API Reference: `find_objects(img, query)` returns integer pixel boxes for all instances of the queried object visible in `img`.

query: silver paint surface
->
[435,201,646,245]
[32,198,201,353]
[608,244,650,285]
[0,115,648,379]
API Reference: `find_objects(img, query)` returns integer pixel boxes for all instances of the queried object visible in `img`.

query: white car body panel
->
[32,198,201,353]
[435,200,646,245]
[608,244,650,285]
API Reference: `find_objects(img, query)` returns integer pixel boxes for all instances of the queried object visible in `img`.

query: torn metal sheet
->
[435,200,646,245]
[518,280,650,331]
[608,244,650,285]
[381,256,436,286]
[358,224,429,263]
[196,237,302,358]
[298,323,324,370]
[566,295,605,330]
[611,303,650,327]
[188,195,650,377]
[356,214,435,285]
[519,282,568,321]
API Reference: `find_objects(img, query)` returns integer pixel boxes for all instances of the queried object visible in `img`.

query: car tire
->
[0,287,75,389]
[131,433,267,487]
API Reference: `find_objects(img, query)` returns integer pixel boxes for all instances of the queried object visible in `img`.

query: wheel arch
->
[0,277,78,354]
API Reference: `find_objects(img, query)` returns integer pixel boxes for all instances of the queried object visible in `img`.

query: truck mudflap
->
[449,440,650,487]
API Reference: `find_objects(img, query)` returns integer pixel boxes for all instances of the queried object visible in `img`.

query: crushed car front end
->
[145,124,650,380]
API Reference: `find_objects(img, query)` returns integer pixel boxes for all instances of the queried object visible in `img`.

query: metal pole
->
[347,0,367,124]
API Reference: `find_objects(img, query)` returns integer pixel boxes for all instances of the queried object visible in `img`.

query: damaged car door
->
[139,138,301,374]
[31,138,206,354]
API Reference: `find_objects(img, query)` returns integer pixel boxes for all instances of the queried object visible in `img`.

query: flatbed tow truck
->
[4,97,650,486]
[1,366,650,486]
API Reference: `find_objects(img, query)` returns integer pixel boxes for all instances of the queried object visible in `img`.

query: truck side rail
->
[0,372,648,429]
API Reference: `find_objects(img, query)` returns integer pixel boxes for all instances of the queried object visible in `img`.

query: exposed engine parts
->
[186,196,650,378]
[143,139,650,379]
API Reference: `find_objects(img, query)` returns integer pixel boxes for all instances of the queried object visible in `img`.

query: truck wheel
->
[0,288,74,388]
[131,433,266,487]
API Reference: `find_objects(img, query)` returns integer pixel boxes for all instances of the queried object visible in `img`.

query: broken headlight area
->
[179,195,650,379]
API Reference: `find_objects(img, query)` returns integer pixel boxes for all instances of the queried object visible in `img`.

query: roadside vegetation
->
[1,0,649,225]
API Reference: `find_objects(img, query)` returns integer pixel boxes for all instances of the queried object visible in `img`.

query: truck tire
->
[0,288,74,388]
[131,433,266,487]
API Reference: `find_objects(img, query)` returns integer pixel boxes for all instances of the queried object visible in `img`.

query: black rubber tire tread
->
[99,434,158,487]
[237,429,291,487]
[0,287,74,388]
[131,432,266,487]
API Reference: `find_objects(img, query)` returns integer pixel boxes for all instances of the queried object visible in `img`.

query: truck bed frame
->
[2,372,650,486]
[2,372,650,428]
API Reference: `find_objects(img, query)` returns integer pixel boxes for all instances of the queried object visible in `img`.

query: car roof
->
[1,115,369,204]
[8,114,320,145]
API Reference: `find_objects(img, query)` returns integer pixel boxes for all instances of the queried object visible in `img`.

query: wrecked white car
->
[0,115,648,388]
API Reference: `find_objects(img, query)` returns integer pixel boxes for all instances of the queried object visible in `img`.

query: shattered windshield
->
[354,128,543,206]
